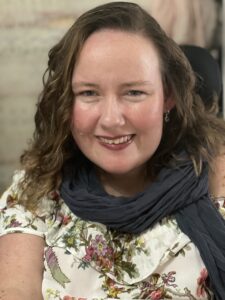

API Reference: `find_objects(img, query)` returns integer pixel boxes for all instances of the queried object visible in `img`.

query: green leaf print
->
[45,247,70,288]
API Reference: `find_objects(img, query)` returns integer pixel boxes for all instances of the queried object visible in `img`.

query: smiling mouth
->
[97,134,134,145]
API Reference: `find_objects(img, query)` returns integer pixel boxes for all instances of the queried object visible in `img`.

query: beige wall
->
[0,0,221,193]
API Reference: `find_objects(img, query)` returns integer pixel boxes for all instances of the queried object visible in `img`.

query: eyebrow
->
[121,81,153,87]
[72,80,153,89]
[72,82,99,89]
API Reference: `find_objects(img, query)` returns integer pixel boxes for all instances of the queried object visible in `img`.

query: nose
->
[99,96,125,129]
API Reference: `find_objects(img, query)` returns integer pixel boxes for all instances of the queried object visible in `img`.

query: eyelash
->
[75,89,147,104]
[76,90,97,97]
[127,90,145,96]
[76,90,145,96]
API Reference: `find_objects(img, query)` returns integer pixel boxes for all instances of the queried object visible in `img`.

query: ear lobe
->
[164,96,175,112]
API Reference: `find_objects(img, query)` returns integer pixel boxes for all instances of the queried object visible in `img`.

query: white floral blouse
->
[1,171,224,300]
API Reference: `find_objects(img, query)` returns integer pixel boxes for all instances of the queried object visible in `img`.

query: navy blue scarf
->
[60,159,225,299]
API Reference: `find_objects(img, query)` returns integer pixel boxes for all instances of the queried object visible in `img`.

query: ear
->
[163,95,175,112]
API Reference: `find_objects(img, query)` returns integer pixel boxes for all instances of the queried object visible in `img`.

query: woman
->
[0,2,225,299]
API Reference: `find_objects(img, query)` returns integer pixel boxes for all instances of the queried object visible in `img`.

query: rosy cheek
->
[134,105,163,128]
[72,116,88,134]
[72,105,97,135]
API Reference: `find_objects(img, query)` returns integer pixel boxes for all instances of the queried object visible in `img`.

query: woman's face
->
[71,29,173,176]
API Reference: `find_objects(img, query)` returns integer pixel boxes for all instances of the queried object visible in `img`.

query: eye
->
[76,90,97,97]
[75,90,100,103]
[127,90,145,96]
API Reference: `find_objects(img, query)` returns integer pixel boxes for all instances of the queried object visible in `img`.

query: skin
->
[0,233,44,299]
[71,29,174,196]
[209,148,225,197]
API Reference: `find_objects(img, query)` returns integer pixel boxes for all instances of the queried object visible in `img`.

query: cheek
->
[133,102,164,131]
[71,104,95,135]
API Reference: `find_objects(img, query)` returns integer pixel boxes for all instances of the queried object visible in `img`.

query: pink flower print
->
[106,277,116,287]
[196,268,209,297]
[82,234,114,269]
[162,271,177,288]
[56,212,71,225]
[91,234,108,256]
[9,218,22,228]
[86,245,95,256]
[106,245,114,256]
[62,215,72,225]
[197,268,208,285]
[98,256,113,269]
[83,245,95,262]
[150,290,163,300]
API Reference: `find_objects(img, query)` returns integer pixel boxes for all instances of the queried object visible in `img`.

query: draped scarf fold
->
[60,159,225,299]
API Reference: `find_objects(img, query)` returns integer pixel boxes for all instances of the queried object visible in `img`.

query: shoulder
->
[0,170,61,238]
[209,148,225,198]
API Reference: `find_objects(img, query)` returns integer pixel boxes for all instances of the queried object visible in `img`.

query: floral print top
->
[1,171,224,300]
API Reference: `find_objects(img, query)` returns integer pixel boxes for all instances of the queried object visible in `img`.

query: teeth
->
[99,135,133,145]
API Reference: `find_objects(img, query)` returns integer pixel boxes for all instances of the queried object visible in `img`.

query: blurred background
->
[0,0,223,193]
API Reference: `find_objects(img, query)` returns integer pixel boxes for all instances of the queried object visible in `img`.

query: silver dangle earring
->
[164,110,170,122]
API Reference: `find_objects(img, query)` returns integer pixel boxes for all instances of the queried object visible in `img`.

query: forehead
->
[79,29,159,57]
[73,29,162,77]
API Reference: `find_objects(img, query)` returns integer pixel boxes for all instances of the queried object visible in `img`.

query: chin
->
[98,163,141,176]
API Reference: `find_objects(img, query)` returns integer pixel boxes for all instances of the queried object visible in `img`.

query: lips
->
[97,134,134,145]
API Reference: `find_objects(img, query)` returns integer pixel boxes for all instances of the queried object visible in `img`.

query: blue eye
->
[127,90,145,96]
[78,90,97,97]
[75,90,99,103]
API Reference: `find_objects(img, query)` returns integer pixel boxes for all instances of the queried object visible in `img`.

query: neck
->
[96,166,151,197]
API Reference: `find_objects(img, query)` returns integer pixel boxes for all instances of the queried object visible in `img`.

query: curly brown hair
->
[18,1,225,210]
